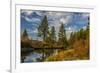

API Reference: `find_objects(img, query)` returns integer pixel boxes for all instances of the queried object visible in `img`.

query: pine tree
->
[45,26,56,44]
[69,32,74,45]
[38,15,49,41]
[50,26,56,43]
[22,29,28,38]
[58,23,67,47]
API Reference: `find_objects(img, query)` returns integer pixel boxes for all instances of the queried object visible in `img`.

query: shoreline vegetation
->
[21,15,90,63]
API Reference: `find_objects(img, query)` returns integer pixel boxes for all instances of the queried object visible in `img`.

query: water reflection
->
[24,52,43,62]
[21,48,59,63]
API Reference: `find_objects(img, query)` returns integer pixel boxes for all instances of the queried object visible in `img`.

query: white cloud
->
[27,29,33,34]
[27,28,38,34]
[33,29,38,33]
[24,17,32,22]
[35,11,43,16]
[82,26,87,30]
[81,13,89,18]
[47,11,74,28]
[21,10,41,24]
[24,16,41,23]
[65,26,77,32]
[60,18,66,24]
[21,10,33,16]
[26,11,33,15]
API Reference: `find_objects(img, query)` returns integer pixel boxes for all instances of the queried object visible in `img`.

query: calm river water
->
[21,48,60,63]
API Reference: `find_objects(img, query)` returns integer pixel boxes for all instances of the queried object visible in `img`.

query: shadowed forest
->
[21,12,90,63]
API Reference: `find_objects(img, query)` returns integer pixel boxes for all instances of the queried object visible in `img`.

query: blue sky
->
[21,9,89,40]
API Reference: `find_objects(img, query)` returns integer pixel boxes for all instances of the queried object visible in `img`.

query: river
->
[21,48,60,63]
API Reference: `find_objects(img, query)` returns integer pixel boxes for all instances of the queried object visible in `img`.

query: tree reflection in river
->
[21,48,59,63]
